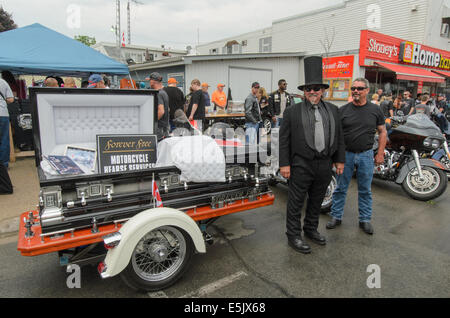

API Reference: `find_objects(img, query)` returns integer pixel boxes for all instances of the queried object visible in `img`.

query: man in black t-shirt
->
[402,91,415,115]
[147,72,170,141]
[163,77,185,131]
[187,78,206,130]
[327,78,387,235]
[437,94,448,114]
[379,93,393,119]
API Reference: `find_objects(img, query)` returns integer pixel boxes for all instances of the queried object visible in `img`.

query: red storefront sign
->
[323,55,354,78]
[359,30,450,71]
[359,30,401,66]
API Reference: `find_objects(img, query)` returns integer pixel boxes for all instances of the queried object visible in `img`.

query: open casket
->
[18,88,274,257]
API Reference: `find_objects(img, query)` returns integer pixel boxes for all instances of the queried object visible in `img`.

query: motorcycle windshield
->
[393,114,444,140]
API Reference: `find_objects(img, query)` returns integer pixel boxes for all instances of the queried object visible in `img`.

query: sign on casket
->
[97,135,157,174]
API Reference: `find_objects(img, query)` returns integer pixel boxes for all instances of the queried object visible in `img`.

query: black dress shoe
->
[287,237,311,254]
[359,222,374,235]
[304,231,327,245]
[326,218,342,229]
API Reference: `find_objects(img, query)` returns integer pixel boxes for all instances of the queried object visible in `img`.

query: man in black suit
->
[279,56,345,254]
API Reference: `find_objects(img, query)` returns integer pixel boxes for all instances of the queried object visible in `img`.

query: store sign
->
[360,30,450,71]
[400,41,450,70]
[359,30,401,65]
[97,135,157,174]
[367,38,399,59]
[323,55,354,78]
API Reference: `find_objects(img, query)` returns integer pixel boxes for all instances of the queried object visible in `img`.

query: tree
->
[319,27,336,58]
[74,35,97,47]
[0,6,18,33]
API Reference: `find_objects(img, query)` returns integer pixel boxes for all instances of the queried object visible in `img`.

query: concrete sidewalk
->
[0,158,40,236]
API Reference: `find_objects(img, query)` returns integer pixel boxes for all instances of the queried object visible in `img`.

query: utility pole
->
[127,0,143,46]
[116,0,121,47]
[127,1,131,45]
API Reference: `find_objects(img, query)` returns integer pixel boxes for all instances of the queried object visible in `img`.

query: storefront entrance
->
[365,67,440,97]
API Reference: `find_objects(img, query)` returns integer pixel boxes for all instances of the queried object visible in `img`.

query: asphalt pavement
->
[1,170,449,298]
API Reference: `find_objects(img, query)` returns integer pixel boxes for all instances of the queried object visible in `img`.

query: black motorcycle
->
[374,114,449,201]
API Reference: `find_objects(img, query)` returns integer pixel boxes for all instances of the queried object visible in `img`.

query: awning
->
[431,69,450,78]
[0,23,129,76]
[375,62,445,83]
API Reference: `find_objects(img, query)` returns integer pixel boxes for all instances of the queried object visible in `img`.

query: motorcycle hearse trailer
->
[17,88,275,292]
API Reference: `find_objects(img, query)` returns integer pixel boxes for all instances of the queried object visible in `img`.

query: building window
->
[259,37,272,53]
[209,48,218,54]
[441,18,450,38]
[232,44,242,54]
[242,40,248,46]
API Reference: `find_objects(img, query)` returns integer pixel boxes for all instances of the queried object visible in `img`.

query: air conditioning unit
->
[441,23,450,37]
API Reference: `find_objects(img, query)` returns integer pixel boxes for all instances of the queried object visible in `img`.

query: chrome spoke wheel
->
[406,167,440,195]
[131,226,186,282]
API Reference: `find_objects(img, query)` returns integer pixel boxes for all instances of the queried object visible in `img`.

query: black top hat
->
[298,56,329,91]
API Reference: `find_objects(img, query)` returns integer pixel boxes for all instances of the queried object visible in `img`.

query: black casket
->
[30,88,270,236]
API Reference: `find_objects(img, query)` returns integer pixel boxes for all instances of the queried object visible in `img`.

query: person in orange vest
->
[211,84,227,111]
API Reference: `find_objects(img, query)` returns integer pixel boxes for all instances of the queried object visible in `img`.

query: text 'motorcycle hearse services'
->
[97,135,157,174]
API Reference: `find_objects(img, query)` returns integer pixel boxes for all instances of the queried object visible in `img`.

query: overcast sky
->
[2,0,344,50]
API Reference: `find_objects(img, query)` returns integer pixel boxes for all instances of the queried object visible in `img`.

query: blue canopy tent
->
[0,23,129,76]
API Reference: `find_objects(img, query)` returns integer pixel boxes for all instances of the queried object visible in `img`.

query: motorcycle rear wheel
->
[401,166,447,201]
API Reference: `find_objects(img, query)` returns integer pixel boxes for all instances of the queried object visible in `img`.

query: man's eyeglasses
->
[351,86,367,91]
[304,86,322,92]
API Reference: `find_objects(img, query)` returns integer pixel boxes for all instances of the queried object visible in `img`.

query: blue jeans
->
[331,150,374,223]
[245,122,260,145]
[0,117,10,168]
[432,149,445,161]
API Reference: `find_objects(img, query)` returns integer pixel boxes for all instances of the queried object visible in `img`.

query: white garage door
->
[229,67,273,102]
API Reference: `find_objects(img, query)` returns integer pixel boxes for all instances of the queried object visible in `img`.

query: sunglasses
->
[304,86,322,92]
[351,86,367,91]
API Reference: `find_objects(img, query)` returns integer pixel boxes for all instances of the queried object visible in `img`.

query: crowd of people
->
[371,89,449,134]
[372,89,448,118]
[146,73,230,140]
